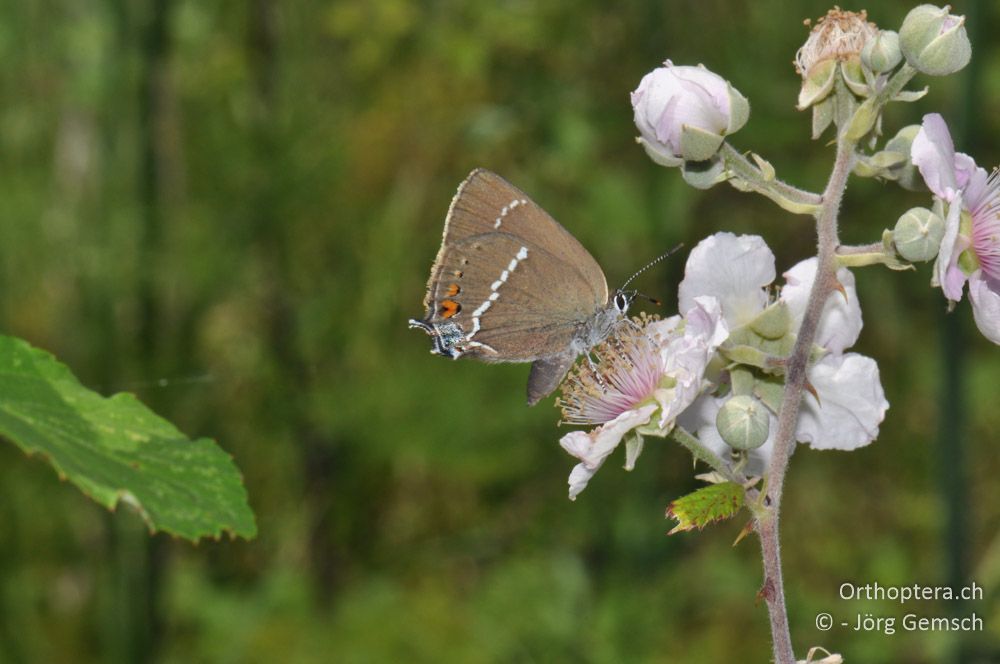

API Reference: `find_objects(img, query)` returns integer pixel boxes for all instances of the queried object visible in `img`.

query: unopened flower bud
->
[899,4,971,76]
[631,62,749,167]
[716,395,770,451]
[861,30,902,73]
[884,124,923,191]
[894,207,945,262]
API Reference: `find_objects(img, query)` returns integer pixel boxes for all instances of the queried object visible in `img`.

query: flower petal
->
[679,233,775,328]
[567,462,600,501]
[932,196,967,302]
[796,354,888,450]
[912,113,960,201]
[781,258,863,353]
[953,153,981,194]
[559,404,658,499]
[968,272,1000,345]
[652,296,728,429]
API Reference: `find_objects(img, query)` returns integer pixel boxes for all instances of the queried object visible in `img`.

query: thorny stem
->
[756,132,856,664]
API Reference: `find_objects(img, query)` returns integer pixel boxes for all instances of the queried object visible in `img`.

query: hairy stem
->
[720,143,823,215]
[668,426,743,484]
[757,133,856,664]
[837,242,883,255]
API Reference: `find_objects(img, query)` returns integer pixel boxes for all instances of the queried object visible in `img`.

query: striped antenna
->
[620,244,683,290]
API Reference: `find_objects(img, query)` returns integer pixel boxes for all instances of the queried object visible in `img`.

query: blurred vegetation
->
[1,0,999,662]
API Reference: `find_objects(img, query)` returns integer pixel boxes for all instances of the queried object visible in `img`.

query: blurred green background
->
[1,0,999,662]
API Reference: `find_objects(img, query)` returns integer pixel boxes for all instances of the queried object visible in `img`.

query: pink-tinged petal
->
[796,354,888,451]
[968,272,1000,345]
[912,113,959,201]
[933,196,967,302]
[673,75,728,133]
[970,170,1000,282]
[559,404,657,470]
[953,152,981,194]
[781,259,862,353]
[676,65,731,115]
[654,94,683,149]
[679,233,775,328]
[676,394,776,476]
[560,404,657,499]
[653,296,728,429]
[684,295,730,347]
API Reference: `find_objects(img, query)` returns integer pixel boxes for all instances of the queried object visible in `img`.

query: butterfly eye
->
[614,292,631,313]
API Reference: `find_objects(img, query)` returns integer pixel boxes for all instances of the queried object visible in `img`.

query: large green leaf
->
[0,335,256,541]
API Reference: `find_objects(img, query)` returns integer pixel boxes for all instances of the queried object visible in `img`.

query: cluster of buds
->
[573,3,988,500]
[793,5,969,141]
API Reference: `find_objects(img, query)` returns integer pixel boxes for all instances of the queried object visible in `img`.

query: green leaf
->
[665,482,744,535]
[0,336,256,542]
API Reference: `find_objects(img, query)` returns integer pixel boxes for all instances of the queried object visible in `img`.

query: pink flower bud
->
[631,62,748,167]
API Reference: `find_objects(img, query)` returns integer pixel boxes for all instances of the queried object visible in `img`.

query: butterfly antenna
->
[620,244,683,290]
[635,292,662,306]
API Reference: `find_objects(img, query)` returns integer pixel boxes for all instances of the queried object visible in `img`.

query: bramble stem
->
[668,426,743,484]
[837,242,883,255]
[756,128,856,664]
[720,143,823,215]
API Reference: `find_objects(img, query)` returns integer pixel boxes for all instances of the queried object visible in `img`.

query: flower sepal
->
[680,124,727,163]
[681,156,726,190]
[748,301,792,340]
[853,150,907,179]
[840,57,870,98]
[797,59,838,110]
[717,343,789,375]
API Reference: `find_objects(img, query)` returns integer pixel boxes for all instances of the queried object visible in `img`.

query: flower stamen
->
[558,314,664,426]
[971,168,1000,284]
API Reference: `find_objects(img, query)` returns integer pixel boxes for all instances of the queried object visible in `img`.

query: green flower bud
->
[899,4,971,76]
[861,30,902,73]
[716,395,770,451]
[894,207,945,262]
[883,125,924,191]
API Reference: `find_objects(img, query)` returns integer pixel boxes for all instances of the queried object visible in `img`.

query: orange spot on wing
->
[445,283,461,296]
[440,300,461,318]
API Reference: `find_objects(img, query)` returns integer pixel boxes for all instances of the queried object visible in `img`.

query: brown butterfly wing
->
[419,169,609,362]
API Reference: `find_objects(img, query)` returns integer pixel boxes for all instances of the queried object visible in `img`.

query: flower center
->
[558,315,667,426]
